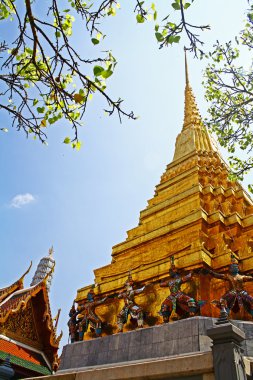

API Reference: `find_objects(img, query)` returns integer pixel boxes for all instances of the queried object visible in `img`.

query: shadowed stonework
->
[59,317,253,370]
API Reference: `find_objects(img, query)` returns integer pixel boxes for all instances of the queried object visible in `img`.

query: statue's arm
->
[181,272,192,283]
[200,268,226,280]
[95,297,107,305]
[160,281,169,288]
[209,270,226,279]
[243,275,253,282]
[134,286,145,295]
[77,304,84,312]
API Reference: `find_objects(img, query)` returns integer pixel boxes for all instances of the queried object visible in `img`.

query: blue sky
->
[0,1,251,349]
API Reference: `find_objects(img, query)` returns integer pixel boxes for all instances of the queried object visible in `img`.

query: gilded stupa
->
[76,55,253,333]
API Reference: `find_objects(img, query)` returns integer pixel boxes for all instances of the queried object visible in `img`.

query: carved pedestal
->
[207,323,247,380]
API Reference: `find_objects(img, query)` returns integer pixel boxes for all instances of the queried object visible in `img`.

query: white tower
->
[30,246,55,291]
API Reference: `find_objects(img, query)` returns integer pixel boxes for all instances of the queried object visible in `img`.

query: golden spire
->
[173,52,217,161]
[185,49,189,86]
[183,50,202,129]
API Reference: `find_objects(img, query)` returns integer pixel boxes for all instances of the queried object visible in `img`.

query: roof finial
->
[49,245,54,256]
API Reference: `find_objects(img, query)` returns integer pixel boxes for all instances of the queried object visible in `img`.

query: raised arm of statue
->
[181,272,192,283]
[77,304,85,313]
[243,275,253,282]
[95,297,107,306]
[208,269,226,280]
[134,286,145,295]
[200,268,226,280]
[160,280,169,288]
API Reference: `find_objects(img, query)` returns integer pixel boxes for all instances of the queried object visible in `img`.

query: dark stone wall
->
[59,317,253,371]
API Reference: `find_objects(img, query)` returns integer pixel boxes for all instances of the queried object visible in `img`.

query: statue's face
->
[169,269,180,279]
[87,290,95,302]
[229,264,239,275]
[125,282,133,292]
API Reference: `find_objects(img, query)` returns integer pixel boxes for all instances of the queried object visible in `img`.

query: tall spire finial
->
[183,50,202,130]
[184,48,189,86]
[173,51,219,161]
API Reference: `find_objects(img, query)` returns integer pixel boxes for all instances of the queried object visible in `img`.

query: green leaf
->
[248,184,253,193]
[63,137,71,144]
[48,118,56,125]
[155,32,164,42]
[93,65,104,76]
[136,14,145,23]
[91,38,99,45]
[184,3,191,9]
[1,128,8,132]
[37,107,45,114]
[171,2,181,10]
[166,35,175,44]
[155,24,159,32]
[101,70,113,79]
[168,22,176,29]
[173,36,181,43]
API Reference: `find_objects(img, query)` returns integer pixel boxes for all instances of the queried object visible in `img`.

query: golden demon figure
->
[78,287,107,339]
[206,254,253,318]
[160,256,200,322]
[117,272,147,332]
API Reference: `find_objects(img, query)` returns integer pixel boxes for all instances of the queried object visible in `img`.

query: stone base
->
[30,352,215,380]
[59,317,253,370]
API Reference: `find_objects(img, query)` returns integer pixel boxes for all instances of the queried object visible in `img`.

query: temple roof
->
[0,262,32,304]
[0,283,40,318]
[0,338,51,376]
[0,259,62,373]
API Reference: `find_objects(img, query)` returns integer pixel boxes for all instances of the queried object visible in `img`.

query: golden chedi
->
[75,55,253,337]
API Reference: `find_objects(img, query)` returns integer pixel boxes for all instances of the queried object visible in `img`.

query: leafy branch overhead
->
[1,0,253,190]
[0,0,136,147]
[0,0,209,147]
[153,0,210,53]
[203,2,253,187]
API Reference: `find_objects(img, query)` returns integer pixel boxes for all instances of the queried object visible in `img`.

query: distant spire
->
[30,247,55,291]
[183,49,202,130]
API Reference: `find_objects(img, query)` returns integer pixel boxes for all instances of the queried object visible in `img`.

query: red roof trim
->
[0,339,46,366]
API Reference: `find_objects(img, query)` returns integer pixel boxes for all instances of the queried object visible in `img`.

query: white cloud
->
[10,193,36,208]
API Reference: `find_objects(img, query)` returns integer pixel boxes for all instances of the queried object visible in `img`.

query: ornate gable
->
[2,300,39,346]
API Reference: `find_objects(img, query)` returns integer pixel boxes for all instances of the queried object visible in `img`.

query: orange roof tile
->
[0,339,45,366]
